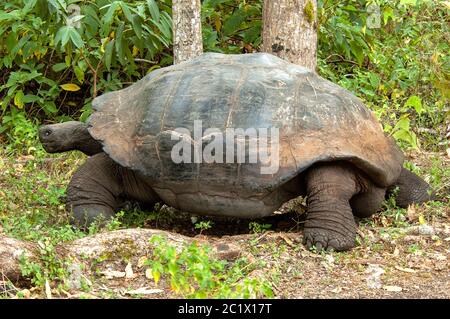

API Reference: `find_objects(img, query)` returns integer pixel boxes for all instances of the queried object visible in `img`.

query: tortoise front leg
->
[303,163,361,252]
[66,153,160,229]
[66,153,121,228]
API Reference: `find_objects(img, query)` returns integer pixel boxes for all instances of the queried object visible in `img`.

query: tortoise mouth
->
[41,142,59,153]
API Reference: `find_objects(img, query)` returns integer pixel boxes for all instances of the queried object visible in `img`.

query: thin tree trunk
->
[261,0,318,71]
[172,0,203,64]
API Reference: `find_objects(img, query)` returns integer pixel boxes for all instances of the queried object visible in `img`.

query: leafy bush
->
[145,235,273,298]
[0,0,448,152]
[0,0,173,151]
[317,0,449,150]
[202,0,262,53]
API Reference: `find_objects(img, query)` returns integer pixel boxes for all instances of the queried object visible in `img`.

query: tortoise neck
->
[73,124,104,156]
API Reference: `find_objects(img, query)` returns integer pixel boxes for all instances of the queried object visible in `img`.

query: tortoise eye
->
[45,129,52,136]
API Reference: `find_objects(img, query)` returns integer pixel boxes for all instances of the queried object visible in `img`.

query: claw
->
[303,228,355,252]
[315,242,323,252]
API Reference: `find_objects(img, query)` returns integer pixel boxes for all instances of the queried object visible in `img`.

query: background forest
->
[0,0,448,299]
[0,0,448,152]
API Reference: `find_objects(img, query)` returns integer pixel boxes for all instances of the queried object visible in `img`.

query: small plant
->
[105,210,125,231]
[144,235,273,298]
[407,244,421,254]
[194,220,214,234]
[19,239,68,290]
[248,221,271,234]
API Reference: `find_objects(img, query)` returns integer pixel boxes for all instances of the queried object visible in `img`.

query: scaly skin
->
[303,163,364,251]
[66,153,159,228]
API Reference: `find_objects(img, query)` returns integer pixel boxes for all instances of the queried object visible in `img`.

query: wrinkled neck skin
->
[72,124,103,156]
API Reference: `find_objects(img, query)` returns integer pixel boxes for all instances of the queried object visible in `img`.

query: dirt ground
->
[35,219,448,299]
[85,216,450,299]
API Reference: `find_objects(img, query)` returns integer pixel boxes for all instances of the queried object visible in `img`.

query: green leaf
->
[11,34,32,58]
[14,90,25,108]
[404,95,424,115]
[55,26,71,47]
[368,73,380,90]
[392,129,418,149]
[349,40,364,66]
[242,23,261,43]
[69,28,84,48]
[383,7,395,25]
[120,2,134,22]
[60,83,81,91]
[132,14,143,39]
[400,0,417,6]
[6,32,16,52]
[104,39,115,71]
[150,13,172,41]
[147,0,160,22]
[342,5,358,12]
[393,117,410,132]
[22,95,40,103]
[203,0,230,9]
[74,66,85,83]
[115,22,125,64]
[102,1,119,35]
[223,9,246,36]
[43,102,58,114]
[52,63,67,72]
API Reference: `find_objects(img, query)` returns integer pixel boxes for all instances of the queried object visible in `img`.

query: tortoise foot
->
[303,227,356,252]
[70,204,115,230]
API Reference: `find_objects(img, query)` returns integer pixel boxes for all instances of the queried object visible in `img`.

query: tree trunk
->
[261,0,317,71]
[172,0,203,64]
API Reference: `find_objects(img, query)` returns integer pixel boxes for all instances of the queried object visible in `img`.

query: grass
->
[0,150,86,243]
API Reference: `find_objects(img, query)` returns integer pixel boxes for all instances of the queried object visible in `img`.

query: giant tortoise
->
[39,53,434,251]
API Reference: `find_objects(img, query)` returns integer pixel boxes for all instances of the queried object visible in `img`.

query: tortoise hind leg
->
[388,168,435,208]
[304,163,361,251]
[350,183,386,218]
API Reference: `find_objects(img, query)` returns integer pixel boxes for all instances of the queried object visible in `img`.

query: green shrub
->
[0,0,174,152]
[145,235,273,298]
[0,0,448,152]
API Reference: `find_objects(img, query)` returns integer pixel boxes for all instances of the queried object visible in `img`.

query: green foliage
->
[194,220,214,234]
[317,0,448,150]
[0,0,174,152]
[145,235,273,298]
[19,239,68,288]
[0,151,86,242]
[248,221,271,234]
[202,0,262,53]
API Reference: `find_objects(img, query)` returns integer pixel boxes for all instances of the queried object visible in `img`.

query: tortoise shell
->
[88,53,403,201]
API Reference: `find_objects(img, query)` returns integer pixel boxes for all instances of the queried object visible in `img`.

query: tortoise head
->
[39,121,94,154]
